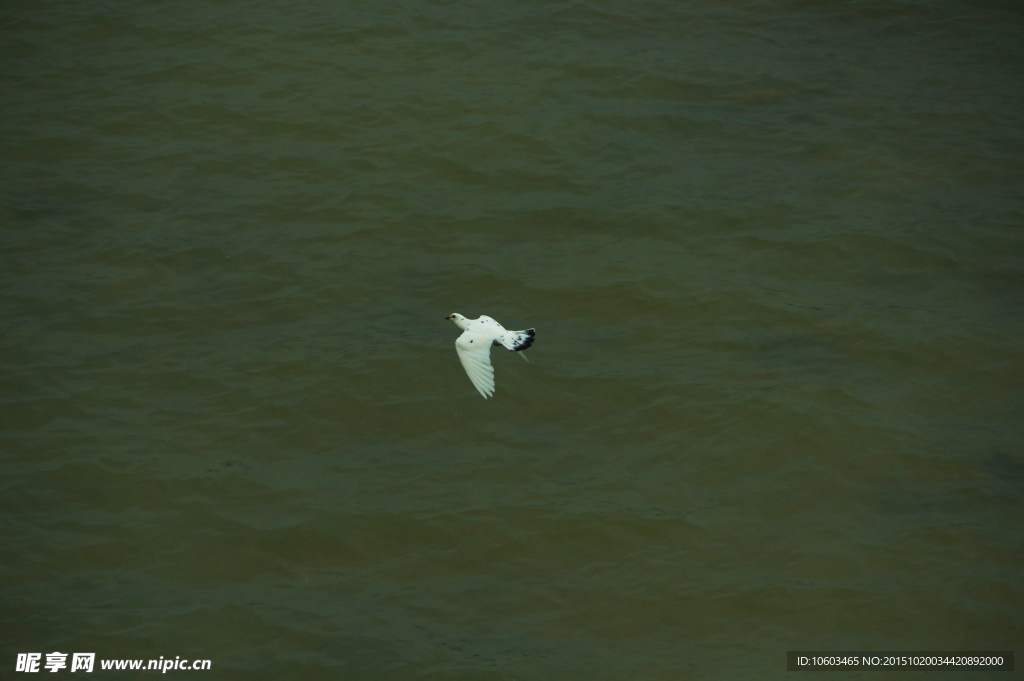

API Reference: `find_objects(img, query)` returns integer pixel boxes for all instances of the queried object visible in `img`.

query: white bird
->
[445,313,535,399]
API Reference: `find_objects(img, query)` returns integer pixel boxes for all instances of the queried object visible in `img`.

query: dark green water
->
[2,0,1023,678]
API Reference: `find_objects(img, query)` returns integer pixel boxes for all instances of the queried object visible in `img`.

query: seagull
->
[445,313,535,399]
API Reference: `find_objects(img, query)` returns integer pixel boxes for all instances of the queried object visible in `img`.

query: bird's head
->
[446,313,469,329]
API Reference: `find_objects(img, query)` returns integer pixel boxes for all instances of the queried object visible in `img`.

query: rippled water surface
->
[3,0,1023,678]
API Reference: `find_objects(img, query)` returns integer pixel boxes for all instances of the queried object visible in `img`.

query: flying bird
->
[445,313,535,399]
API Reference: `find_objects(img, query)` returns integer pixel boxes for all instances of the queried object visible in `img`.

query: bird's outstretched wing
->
[455,331,496,399]
[498,328,535,352]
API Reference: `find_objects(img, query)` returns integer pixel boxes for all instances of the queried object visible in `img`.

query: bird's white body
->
[446,313,535,399]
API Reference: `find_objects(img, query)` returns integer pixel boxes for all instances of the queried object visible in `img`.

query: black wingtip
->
[514,333,535,351]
